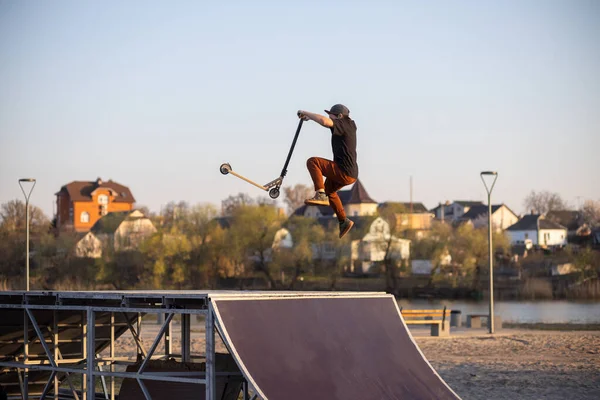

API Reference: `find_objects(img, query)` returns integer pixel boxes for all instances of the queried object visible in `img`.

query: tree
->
[315,220,351,290]
[523,191,568,214]
[221,193,254,216]
[581,200,600,228]
[272,216,325,289]
[229,204,285,288]
[377,203,409,294]
[139,226,192,289]
[0,200,51,287]
[160,201,190,230]
[448,224,510,289]
[283,184,314,215]
[0,200,49,233]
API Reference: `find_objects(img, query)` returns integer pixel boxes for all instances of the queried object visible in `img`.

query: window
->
[98,195,109,205]
[80,211,90,223]
[524,233,529,239]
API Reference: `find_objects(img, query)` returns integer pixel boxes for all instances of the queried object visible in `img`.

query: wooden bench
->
[400,307,451,337]
[467,314,503,329]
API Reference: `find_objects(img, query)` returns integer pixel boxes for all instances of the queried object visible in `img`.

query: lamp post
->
[480,171,498,334]
[19,178,36,291]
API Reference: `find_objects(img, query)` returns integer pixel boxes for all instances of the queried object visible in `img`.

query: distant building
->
[310,216,410,275]
[379,202,434,238]
[293,179,378,219]
[459,204,519,232]
[75,210,156,258]
[56,178,135,232]
[546,210,588,240]
[506,214,567,248]
[430,201,483,222]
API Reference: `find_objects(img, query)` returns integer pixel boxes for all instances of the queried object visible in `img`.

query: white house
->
[460,204,519,232]
[430,201,483,222]
[506,214,567,248]
[75,210,157,257]
[306,216,410,275]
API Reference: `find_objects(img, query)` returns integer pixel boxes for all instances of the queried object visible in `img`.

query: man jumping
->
[297,104,358,239]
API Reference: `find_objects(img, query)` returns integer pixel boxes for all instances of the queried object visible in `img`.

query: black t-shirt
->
[330,118,359,178]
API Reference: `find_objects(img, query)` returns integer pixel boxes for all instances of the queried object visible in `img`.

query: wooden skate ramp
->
[212,294,460,400]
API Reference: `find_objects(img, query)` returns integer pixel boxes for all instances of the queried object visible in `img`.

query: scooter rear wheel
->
[220,163,232,175]
[269,188,280,199]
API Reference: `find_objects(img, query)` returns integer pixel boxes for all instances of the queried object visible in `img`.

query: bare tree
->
[523,191,568,214]
[581,200,600,227]
[221,193,254,216]
[0,200,49,232]
[283,184,314,215]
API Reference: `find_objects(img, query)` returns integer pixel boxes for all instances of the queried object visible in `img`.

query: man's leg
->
[305,157,335,206]
[325,174,357,239]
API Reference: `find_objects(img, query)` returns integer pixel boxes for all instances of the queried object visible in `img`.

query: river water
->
[395,299,600,324]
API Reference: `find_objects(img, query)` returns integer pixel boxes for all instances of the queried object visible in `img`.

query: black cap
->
[324,104,350,117]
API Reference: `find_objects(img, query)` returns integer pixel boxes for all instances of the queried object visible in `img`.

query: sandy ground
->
[109,321,600,399]
[416,330,600,400]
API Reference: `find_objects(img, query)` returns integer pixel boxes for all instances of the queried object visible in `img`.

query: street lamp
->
[480,171,498,334]
[19,178,36,291]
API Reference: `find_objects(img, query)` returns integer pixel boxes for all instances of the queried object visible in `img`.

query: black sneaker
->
[305,192,329,206]
[339,218,354,239]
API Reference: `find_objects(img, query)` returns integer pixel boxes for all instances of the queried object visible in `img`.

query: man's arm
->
[297,110,334,128]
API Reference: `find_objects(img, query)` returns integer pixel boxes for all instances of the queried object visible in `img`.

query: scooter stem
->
[280,119,303,178]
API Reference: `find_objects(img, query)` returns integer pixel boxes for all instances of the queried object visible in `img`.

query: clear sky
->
[1,0,598,218]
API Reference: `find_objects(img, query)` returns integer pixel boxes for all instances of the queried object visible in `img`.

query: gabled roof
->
[539,219,567,230]
[506,215,539,231]
[546,210,583,231]
[339,180,377,205]
[292,180,376,216]
[57,178,135,203]
[461,204,517,220]
[506,215,567,231]
[91,210,146,234]
[379,202,429,213]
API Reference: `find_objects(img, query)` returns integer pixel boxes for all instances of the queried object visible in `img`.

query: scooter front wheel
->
[269,188,280,199]
[220,163,232,175]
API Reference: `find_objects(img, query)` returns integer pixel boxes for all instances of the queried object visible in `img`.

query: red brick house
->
[55,178,136,232]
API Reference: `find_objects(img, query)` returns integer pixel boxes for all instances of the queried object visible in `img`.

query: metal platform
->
[0,291,459,400]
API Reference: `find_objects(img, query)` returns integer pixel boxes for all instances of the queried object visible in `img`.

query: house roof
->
[214,216,233,229]
[461,205,501,220]
[539,219,567,230]
[339,180,377,204]
[292,180,376,216]
[90,210,145,234]
[546,210,582,231]
[506,215,567,231]
[379,202,429,213]
[57,178,135,203]
[454,201,484,207]
[293,204,334,217]
[461,204,517,220]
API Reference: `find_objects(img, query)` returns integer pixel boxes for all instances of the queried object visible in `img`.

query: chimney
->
[96,177,103,185]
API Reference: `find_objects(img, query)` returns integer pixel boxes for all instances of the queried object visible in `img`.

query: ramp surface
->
[212,294,460,400]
